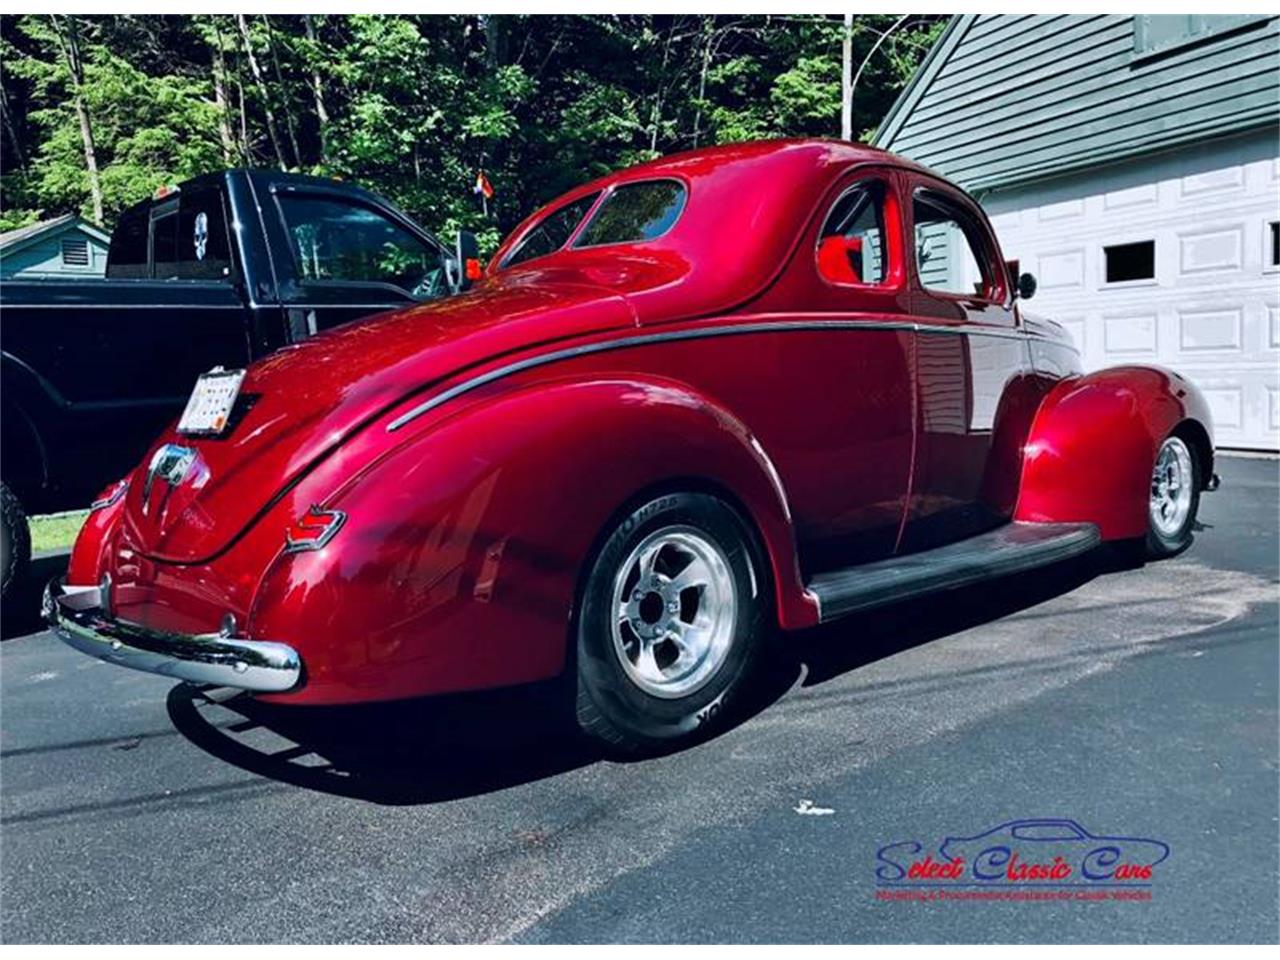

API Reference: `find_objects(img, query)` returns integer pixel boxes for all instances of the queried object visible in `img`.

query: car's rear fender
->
[1015,365,1214,540]
[248,375,816,705]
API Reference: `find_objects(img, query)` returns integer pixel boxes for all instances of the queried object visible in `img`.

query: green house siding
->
[876,14,1280,192]
[0,219,110,279]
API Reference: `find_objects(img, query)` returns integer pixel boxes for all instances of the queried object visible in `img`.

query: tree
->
[0,14,946,243]
[47,15,104,224]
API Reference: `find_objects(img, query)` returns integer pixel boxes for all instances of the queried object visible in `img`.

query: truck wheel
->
[574,491,768,755]
[1145,434,1200,559]
[1,480,31,600]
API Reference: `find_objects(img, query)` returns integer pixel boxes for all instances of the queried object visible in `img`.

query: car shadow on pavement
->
[1,554,68,640]
[166,676,600,806]
[166,546,1134,806]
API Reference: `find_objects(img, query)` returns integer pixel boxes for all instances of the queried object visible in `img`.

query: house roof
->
[874,14,1280,193]
[0,215,111,256]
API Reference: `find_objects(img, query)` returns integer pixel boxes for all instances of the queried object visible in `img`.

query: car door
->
[266,185,450,337]
[742,166,916,573]
[900,176,1034,553]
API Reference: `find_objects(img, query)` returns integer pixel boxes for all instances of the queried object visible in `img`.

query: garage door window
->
[1104,241,1155,284]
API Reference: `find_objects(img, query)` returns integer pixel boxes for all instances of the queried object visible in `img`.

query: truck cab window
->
[176,188,232,280]
[150,204,181,280]
[105,205,149,279]
[277,195,445,299]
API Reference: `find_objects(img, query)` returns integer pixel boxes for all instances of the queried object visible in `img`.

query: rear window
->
[106,204,150,279]
[504,193,600,267]
[573,180,686,248]
[106,188,233,280]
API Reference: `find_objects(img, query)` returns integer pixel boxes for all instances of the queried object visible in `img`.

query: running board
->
[807,521,1101,623]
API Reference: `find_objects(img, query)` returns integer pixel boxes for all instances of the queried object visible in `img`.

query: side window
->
[277,195,444,297]
[914,192,996,299]
[105,204,149,279]
[176,188,232,280]
[817,181,892,285]
[573,180,685,248]
[504,192,599,267]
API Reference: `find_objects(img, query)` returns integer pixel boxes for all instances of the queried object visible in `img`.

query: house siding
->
[878,14,1279,192]
[0,226,109,279]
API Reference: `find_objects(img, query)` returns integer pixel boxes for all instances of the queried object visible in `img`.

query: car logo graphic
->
[142,443,197,517]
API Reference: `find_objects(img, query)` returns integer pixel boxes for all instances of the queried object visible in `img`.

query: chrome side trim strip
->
[387,318,1052,433]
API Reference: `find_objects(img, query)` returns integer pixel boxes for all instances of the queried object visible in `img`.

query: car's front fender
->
[1015,365,1214,540]
[249,375,815,705]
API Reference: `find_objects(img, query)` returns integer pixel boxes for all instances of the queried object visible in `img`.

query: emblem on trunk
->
[142,443,197,517]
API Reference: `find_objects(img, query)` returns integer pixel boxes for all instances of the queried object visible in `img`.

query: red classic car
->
[46,139,1217,753]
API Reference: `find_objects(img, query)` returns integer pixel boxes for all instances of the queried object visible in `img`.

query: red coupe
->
[47,140,1216,753]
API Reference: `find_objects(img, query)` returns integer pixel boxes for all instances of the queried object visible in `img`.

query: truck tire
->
[1,480,31,600]
[574,491,769,755]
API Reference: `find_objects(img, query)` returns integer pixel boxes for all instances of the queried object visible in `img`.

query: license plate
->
[177,368,246,435]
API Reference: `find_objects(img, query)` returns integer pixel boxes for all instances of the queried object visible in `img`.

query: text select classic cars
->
[45,139,1218,753]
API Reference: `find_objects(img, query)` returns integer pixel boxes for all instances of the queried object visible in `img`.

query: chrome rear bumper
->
[43,578,301,693]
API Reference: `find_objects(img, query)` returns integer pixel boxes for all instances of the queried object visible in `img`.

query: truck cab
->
[0,169,465,597]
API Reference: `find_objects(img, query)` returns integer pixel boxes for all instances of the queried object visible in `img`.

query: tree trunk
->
[303,14,330,164]
[0,80,26,172]
[235,13,288,169]
[208,18,237,165]
[260,15,302,168]
[483,14,502,69]
[49,15,104,224]
[648,18,675,154]
[841,13,853,141]
[691,17,713,149]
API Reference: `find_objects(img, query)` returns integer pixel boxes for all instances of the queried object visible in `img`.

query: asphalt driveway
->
[1,456,1276,943]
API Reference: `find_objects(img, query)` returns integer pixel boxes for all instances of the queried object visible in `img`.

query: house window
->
[60,236,89,268]
[1104,241,1155,284]
[1134,15,1258,57]
[1268,222,1280,270]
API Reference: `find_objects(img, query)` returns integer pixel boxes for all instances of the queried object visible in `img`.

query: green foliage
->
[1,14,944,250]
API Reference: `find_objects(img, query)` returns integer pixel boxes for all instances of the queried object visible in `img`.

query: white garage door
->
[985,136,1280,450]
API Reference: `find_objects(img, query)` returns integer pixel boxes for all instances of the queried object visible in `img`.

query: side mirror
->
[1017,272,1037,300]
[453,230,482,292]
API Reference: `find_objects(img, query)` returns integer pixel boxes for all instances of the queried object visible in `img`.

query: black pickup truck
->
[0,169,476,596]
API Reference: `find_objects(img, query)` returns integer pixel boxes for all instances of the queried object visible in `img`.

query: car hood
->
[120,274,636,563]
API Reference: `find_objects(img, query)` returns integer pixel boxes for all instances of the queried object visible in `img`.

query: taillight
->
[284,506,346,553]
[89,478,128,512]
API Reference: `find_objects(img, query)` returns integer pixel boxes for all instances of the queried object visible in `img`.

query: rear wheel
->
[1145,434,1200,559]
[1,480,31,600]
[574,491,768,754]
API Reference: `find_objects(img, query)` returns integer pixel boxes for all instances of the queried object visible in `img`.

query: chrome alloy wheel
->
[610,525,738,699]
[1149,436,1194,539]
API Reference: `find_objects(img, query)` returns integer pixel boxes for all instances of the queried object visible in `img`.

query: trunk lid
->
[121,276,634,562]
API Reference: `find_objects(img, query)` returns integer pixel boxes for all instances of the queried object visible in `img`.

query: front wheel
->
[574,491,768,755]
[1145,434,1200,559]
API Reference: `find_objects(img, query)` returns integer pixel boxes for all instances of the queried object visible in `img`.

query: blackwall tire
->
[1145,434,1200,560]
[574,491,768,755]
[1,480,31,601]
